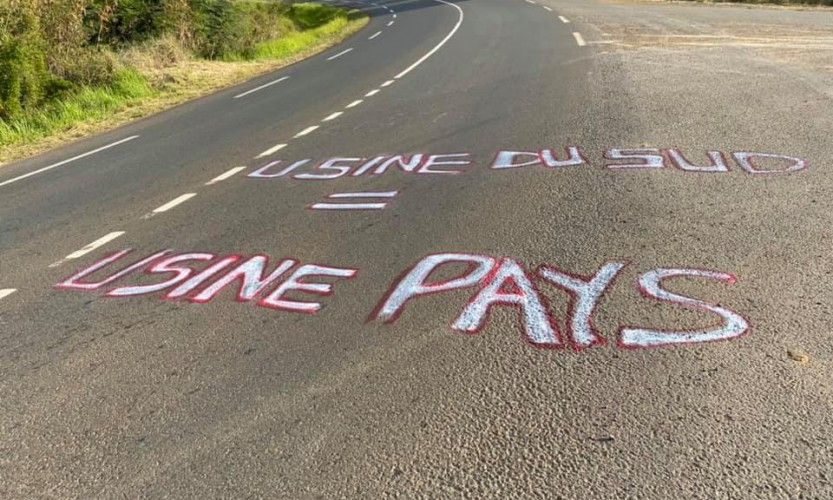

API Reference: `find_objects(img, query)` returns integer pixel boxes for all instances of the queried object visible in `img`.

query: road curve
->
[1,0,832,497]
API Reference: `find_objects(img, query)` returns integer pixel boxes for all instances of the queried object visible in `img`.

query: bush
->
[0,7,49,118]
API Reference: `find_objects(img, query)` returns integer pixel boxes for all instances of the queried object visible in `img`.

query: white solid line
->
[395,0,463,79]
[327,48,353,61]
[311,203,387,210]
[0,136,139,188]
[64,232,125,261]
[387,21,394,26]
[328,191,398,198]
[150,193,196,215]
[381,80,394,87]
[573,32,586,46]
[323,111,344,122]
[0,289,17,300]
[543,6,552,11]
[294,125,319,138]
[206,166,247,185]
[365,89,381,97]
[369,31,382,39]
[233,76,289,99]
[255,143,287,159]
[346,99,363,108]
[559,15,570,23]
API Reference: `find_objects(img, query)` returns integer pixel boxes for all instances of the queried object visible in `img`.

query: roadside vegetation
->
[0,0,366,162]
[681,0,832,5]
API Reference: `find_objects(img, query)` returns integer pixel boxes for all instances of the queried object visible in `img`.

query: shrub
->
[0,6,49,118]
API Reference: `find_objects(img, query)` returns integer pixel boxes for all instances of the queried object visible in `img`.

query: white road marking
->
[573,32,586,46]
[395,0,463,79]
[381,80,394,87]
[51,231,125,267]
[328,191,398,198]
[559,15,570,23]
[387,20,394,26]
[0,289,17,300]
[294,125,319,138]
[311,203,387,210]
[346,99,363,108]
[0,135,139,188]
[543,6,552,11]
[233,76,289,99]
[327,48,353,60]
[323,111,344,121]
[525,0,536,4]
[206,166,247,185]
[255,143,287,159]
[365,89,381,97]
[392,13,397,17]
[146,193,196,217]
[369,31,382,39]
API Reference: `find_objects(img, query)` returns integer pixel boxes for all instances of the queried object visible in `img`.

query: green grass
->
[0,68,154,147]
[0,3,366,158]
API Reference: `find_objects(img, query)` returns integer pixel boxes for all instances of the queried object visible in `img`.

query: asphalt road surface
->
[1,0,832,497]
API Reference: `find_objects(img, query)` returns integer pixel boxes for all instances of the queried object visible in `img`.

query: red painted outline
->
[104,252,216,299]
[293,157,366,181]
[603,148,667,170]
[616,267,752,350]
[257,263,358,314]
[535,260,629,351]
[454,257,564,350]
[185,254,298,304]
[731,151,808,175]
[537,146,588,169]
[54,249,171,291]
[367,252,498,324]
[664,148,729,174]
[417,152,471,175]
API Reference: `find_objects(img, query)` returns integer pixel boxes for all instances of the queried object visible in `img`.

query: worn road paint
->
[346,99,363,108]
[255,143,286,159]
[0,289,17,300]
[369,31,382,40]
[559,15,570,23]
[58,232,126,266]
[206,166,247,185]
[381,80,395,87]
[0,136,139,188]
[146,193,196,218]
[294,126,319,138]
[365,89,381,97]
[326,48,353,61]
[543,6,552,11]
[233,76,289,99]
[323,112,343,122]
[573,32,586,46]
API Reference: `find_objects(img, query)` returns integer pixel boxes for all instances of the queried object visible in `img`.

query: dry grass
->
[0,15,367,165]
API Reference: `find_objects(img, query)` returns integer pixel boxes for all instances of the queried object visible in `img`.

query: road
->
[1,0,832,496]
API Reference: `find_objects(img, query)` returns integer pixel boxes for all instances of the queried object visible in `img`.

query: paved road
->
[1,0,831,496]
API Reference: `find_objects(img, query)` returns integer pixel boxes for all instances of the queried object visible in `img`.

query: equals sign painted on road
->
[310,191,399,211]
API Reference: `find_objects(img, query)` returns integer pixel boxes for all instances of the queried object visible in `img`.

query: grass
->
[0,4,368,164]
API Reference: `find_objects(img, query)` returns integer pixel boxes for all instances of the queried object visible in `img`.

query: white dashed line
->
[255,143,286,159]
[525,0,536,4]
[381,80,394,87]
[392,13,397,18]
[328,191,399,198]
[0,135,139,188]
[0,289,17,300]
[394,0,463,79]
[327,48,353,60]
[365,89,381,97]
[543,6,552,11]
[387,21,394,26]
[206,166,246,185]
[294,125,319,138]
[369,31,382,39]
[346,99,363,108]
[559,15,570,23]
[323,111,344,121]
[233,76,289,98]
[311,203,388,210]
[146,193,196,218]
[573,32,586,46]
[51,231,125,267]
